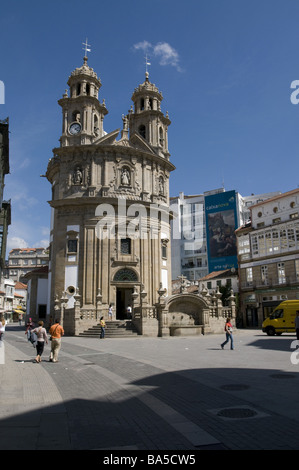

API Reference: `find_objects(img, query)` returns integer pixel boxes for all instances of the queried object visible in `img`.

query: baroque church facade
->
[46,56,236,337]
[46,55,175,336]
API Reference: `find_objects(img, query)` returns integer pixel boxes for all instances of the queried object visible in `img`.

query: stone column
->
[84,227,95,305]
[74,288,81,335]
[157,283,168,337]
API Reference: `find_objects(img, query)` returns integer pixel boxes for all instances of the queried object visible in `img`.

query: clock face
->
[69,122,81,135]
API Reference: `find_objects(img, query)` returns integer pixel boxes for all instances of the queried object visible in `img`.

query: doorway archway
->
[116,287,133,320]
[113,268,138,320]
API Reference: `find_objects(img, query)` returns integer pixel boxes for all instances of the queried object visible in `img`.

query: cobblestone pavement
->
[1,324,299,451]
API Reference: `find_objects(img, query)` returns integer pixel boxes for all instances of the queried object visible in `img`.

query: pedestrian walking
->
[0,316,6,343]
[31,321,48,363]
[49,319,64,363]
[108,304,113,321]
[295,311,299,341]
[100,316,106,338]
[221,317,234,350]
[25,318,37,346]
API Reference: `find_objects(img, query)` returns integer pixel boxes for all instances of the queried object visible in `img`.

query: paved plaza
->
[0,323,299,451]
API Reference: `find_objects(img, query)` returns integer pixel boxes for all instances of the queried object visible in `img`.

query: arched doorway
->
[116,287,133,320]
[113,269,138,320]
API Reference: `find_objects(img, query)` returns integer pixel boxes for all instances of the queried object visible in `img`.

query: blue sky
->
[1,0,299,253]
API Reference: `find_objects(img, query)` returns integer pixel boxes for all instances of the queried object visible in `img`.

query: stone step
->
[79,320,139,338]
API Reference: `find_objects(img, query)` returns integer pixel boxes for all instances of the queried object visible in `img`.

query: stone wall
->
[54,284,236,337]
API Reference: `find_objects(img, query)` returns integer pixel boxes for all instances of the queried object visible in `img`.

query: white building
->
[7,248,49,282]
[237,188,299,326]
[198,269,239,296]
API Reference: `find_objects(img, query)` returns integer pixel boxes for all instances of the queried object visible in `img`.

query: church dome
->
[67,56,101,88]
[132,72,163,101]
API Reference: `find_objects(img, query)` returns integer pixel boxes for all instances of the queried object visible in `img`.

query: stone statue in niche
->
[159,177,164,195]
[73,167,83,185]
[121,168,130,186]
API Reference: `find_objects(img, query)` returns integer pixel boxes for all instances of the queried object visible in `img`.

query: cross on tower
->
[145,54,151,76]
[82,38,91,58]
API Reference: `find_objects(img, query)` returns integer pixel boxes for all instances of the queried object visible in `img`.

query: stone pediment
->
[93,129,157,156]
[128,132,157,155]
[93,129,120,145]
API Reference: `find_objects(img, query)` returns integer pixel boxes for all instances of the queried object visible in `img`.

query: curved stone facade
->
[46,58,175,335]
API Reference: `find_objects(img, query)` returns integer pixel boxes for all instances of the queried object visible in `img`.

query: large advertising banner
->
[205,190,238,272]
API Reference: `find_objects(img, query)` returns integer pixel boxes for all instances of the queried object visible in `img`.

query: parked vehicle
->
[262,300,299,336]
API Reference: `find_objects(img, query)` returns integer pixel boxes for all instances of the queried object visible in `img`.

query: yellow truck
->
[262,300,299,336]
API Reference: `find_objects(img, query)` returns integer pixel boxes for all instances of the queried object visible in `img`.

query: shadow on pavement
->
[247,334,297,352]
[1,364,299,451]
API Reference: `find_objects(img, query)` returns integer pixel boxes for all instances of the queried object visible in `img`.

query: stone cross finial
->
[82,38,91,61]
[178,274,188,293]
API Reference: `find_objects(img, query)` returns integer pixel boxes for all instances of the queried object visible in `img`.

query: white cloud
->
[133,41,182,72]
[133,41,152,53]
[41,226,50,237]
[153,42,181,70]
[7,236,28,252]
[33,239,49,249]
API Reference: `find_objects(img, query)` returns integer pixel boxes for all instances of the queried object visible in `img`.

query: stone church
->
[46,55,236,337]
[46,55,176,336]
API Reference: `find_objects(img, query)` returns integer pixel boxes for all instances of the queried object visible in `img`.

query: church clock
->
[69,122,81,135]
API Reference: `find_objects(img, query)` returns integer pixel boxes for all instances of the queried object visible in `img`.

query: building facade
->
[170,189,280,282]
[170,191,208,282]
[198,269,239,297]
[236,188,299,327]
[7,247,49,282]
[46,56,175,335]
[0,118,11,281]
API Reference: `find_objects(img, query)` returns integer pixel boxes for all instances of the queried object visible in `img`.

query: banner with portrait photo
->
[205,190,238,272]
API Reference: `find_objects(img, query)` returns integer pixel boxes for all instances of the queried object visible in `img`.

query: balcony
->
[241,275,299,290]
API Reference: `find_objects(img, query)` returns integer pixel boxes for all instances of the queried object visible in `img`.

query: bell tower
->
[58,55,108,147]
[129,71,171,159]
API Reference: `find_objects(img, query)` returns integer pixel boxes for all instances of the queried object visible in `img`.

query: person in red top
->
[221,317,234,350]
[49,319,64,362]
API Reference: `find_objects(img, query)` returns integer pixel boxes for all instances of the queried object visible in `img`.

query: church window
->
[140,98,145,111]
[114,268,138,282]
[120,238,131,255]
[159,127,164,145]
[76,83,81,96]
[66,286,75,295]
[67,239,78,253]
[161,239,168,259]
[138,125,146,139]
[86,83,90,95]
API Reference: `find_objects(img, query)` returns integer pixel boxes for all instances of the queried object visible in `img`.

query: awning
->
[14,309,24,314]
